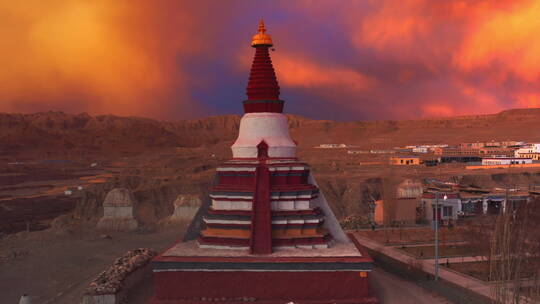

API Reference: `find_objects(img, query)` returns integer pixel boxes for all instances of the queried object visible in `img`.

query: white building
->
[515,143,540,158]
[316,144,347,149]
[347,150,368,154]
[412,147,428,153]
[421,192,461,222]
[482,157,533,165]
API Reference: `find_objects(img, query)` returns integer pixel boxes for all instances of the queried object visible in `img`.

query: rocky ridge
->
[2,108,540,158]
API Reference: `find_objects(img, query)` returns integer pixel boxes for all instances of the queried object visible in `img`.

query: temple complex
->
[150,20,377,304]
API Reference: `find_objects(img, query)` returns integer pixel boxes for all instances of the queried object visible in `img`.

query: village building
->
[348,150,367,154]
[412,146,429,153]
[394,179,422,225]
[459,142,485,149]
[423,158,439,166]
[440,156,482,163]
[390,155,420,165]
[394,147,413,153]
[481,194,505,214]
[485,193,530,214]
[481,157,533,166]
[516,153,540,160]
[478,147,516,157]
[515,143,540,159]
[420,192,461,224]
[373,200,384,225]
[317,143,348,148]
[149,21,376,304]
[373,179,424,226]
[434,147,479,156]
[506,193,530,212]
[501,140,526,147]
[370,149,395,154]
[459,193,484,216]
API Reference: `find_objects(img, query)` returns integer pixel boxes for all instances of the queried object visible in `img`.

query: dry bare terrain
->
[1,108,540,302]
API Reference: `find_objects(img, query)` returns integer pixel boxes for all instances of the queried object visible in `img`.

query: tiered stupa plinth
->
[150,20,377,304]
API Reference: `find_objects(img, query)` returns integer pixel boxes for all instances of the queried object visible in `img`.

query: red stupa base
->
[150,271,377,304]
[150,235,378,304]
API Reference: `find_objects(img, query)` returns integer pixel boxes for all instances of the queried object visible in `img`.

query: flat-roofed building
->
[390,156,420,165]
[515,143,540,159]
[435,147,479,156]
[515,152,540,160]
[421,192,461,223]
[460,193,483,215]
[482,157,533,166]
[459,142,485,149]
[478,147,515,157]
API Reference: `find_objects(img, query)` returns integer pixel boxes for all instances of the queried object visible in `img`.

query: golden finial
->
[258,19,266,33]
[251,19,273,47]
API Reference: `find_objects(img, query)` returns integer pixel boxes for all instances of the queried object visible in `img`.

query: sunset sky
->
[1,0,540,121]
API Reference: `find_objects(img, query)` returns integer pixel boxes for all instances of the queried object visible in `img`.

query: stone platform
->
[150,234,378,304]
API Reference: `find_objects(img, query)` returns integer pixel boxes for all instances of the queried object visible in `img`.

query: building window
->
[443,206,453,217]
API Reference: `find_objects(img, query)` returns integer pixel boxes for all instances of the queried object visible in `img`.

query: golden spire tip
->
[258,19,266,33]
[252,19,273,47]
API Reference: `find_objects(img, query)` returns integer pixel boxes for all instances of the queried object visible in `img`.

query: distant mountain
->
[0,112,241,158]
[1,108,540,158]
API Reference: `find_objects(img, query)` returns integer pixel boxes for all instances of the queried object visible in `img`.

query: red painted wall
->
[153,270,371,302]
[218,175,255,185]
[250,165,272,254]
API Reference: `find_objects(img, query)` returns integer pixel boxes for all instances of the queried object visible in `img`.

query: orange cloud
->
[1,1,538,121]
[355,0,431,52]
[454,0,540,82]
[458,83,501,111]
[274,55,376,91]
[0,1,204,118]
[421,104,456,118]
[515,93,540,108]
[351,0,461,72]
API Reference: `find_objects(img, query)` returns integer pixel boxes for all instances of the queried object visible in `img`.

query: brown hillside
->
[1,108,540,158]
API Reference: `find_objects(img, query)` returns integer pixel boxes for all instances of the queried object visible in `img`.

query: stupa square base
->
[150,270,377,304]
[150,235,378,304]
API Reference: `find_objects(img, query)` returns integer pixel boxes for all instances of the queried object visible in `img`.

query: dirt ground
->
[445,260,539,282]
[400,244,480,259]
[356,227,466,245]
[0,223,188,304]
[3,109,540,303]
[0,223,456,304]
[369,266,450,304]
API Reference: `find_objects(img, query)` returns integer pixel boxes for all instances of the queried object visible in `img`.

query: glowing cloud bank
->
[1,1,539,120]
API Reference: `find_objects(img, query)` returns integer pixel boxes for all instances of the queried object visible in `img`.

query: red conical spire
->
[244,20,284,113]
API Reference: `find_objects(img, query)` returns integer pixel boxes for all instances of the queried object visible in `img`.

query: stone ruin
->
[97,188,138,231]
[161,194,202,225]
[396,179,423,199]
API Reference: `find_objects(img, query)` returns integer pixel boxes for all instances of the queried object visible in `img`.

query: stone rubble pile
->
[85,248,157,295]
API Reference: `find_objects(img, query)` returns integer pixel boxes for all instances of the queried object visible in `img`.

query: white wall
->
[423,198,460,220]
[482,158,532,165]
[231,113,296,158]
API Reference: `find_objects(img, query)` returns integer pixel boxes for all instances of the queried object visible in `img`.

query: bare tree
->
[381,167,401,226]
[490,197,540,303]
[460,215,493,262]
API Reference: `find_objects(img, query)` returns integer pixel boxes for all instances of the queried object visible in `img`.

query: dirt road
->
[0,224,187,304]
[370,266,450,304]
